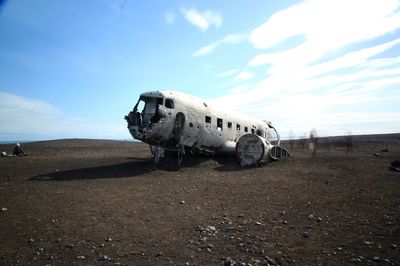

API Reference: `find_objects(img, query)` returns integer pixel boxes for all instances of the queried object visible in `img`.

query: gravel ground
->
[0,135,399,265]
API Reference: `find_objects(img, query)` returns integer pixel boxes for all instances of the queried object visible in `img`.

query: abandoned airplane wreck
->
[125,90,290,166]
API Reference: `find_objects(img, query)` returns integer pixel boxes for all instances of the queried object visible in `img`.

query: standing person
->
[309,129,317,157]
[346,134,353,154]
[301,133,307,150]
[289,130,295,151]
[13,143,26,156]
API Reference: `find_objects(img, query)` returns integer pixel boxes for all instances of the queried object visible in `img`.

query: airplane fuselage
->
[125,90,275,155]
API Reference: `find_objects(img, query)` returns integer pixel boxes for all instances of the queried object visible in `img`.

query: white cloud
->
[234,71,255,81]
[205,0,400,137]
[230,85,249,94]
[216,68,239,78]
[165,11,176,24]
[192,45,215,57]
[247,0,400,89]
[249,0,400,50]
[0,92,128,140]
[211,86,400,137]
[245,39,400,100]
[211,56,400,136]
[180,7,222,31]
[192,34,246,57]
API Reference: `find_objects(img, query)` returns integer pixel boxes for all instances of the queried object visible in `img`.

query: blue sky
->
[0,0,399,141]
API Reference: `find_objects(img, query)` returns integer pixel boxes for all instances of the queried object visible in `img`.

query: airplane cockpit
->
[125,92,176,145]
[135,96,162,129]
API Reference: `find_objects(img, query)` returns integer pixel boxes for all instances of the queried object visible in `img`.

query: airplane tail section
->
[269,145,291,161]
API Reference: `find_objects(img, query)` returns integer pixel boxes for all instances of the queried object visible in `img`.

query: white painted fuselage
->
[125,90,277,156]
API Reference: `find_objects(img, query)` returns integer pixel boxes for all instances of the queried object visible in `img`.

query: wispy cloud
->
[192,34,247,57]
[0,92,128,140]
[229,85,249,94]
[234,71,255,81]
[249,0,400,51]
[180,7,222,31]
[216,68,239,78]
[209,0,400,136]
[248,0,400,75]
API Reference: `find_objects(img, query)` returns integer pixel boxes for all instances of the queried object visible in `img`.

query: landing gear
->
[150,145,165,164]
[177,144,185,165]
[151,112,186,166]
[173,113,186,165]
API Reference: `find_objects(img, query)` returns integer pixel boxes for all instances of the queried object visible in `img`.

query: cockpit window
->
[165,99,174,109]
[135,96,159,114]
[144,98,157,114]
[136,98,146,113]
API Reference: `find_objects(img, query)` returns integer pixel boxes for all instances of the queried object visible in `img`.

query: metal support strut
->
[152,145,164,164]
[177,144,185,165]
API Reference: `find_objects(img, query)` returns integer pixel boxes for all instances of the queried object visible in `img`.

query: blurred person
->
[13,143,26,156]
[299,133,306,150]
[346,133,353,154]
[309,129,317,157]
[289,130,295,151]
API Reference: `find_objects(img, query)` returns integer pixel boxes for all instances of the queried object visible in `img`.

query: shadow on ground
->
[29,153,248,182]
[29,159,155,181]
[29,155,219,181]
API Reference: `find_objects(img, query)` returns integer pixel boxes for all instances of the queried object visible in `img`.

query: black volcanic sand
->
[0,136,399,265]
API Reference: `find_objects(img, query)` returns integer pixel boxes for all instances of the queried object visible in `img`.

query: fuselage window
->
[156,98,163,105]
[217,118,223,131]
[227,122,232,128]
[205,116,211,123]
[244,127,248,132]
[165,99,174,109]
[237,124,241,130]
[251,128,255,134]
